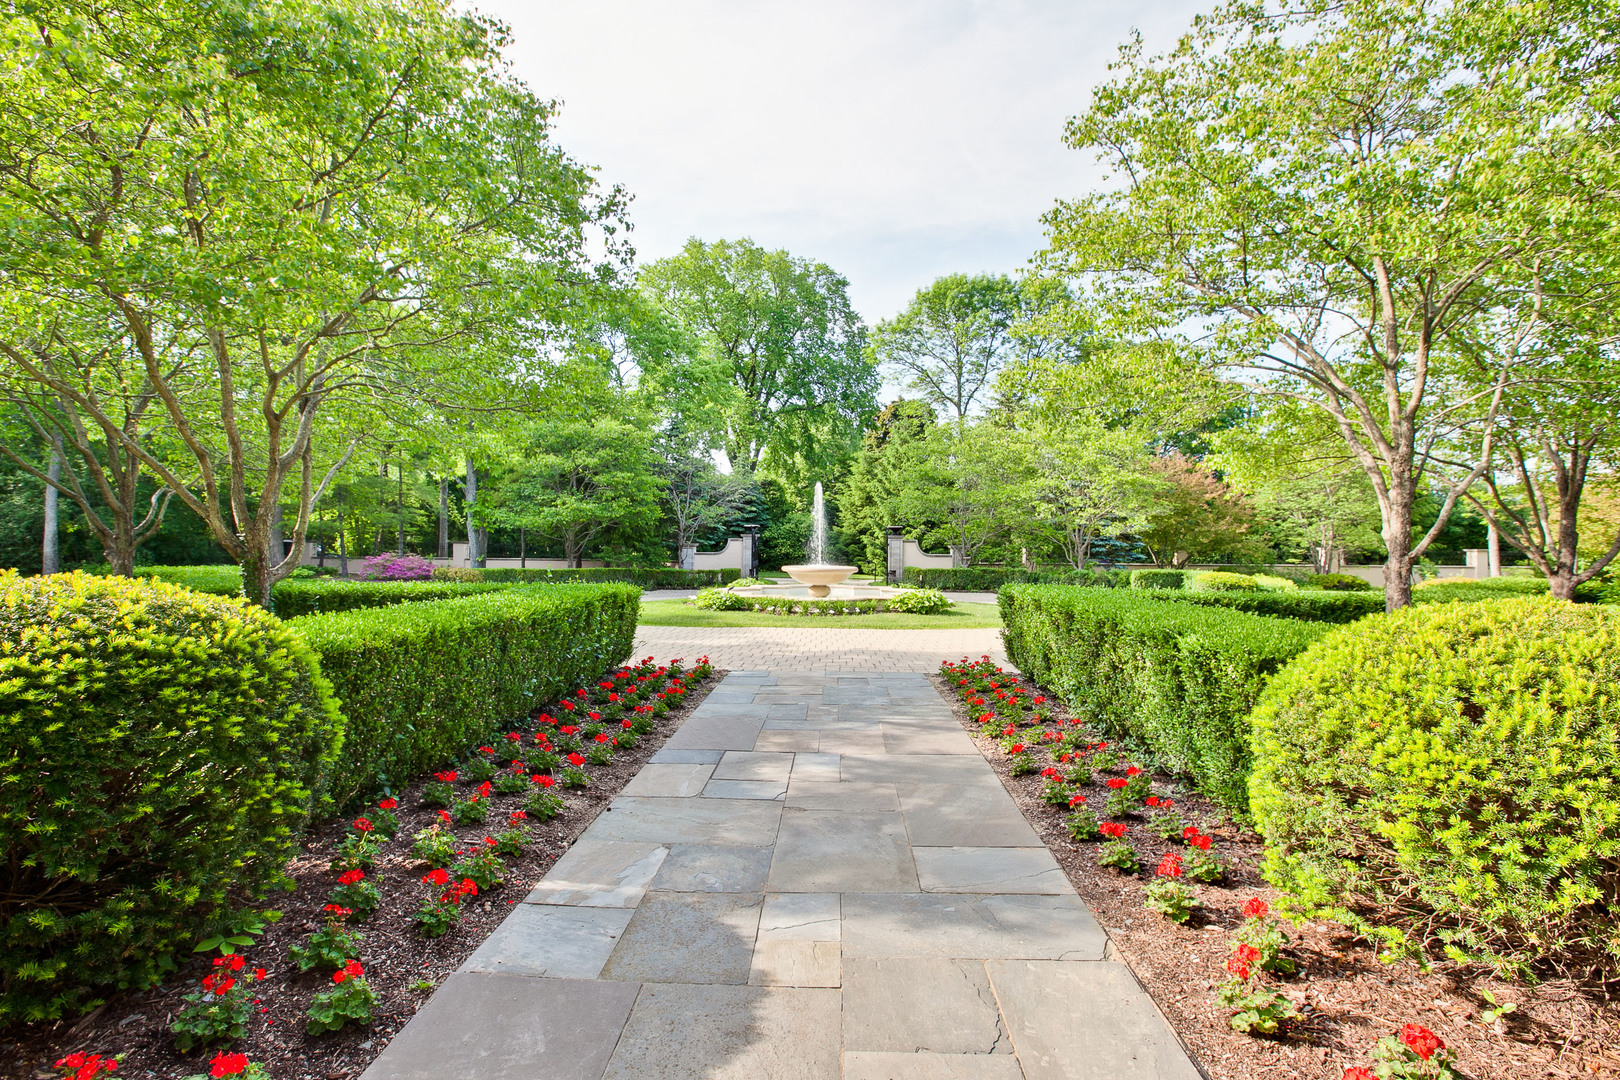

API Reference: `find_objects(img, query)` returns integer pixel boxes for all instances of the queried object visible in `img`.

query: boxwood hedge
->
[1000,585,1326,811]
[1249,597,1620,974]
[902,566,1123,590]
[434,566,740,587]
[289,584,639,806]
[130,565,504,614]
[1128,569,1186,590]
[1142,588,1385,624]
[0,571,344,1021]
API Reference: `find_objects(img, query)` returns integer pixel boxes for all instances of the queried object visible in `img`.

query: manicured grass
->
[637,599,1004,629]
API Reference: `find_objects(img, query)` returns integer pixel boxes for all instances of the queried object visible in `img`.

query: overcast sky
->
[477,0,1209,325]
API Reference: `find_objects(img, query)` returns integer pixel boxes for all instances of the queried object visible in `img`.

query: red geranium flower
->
[1242,897,1269,920]
[594,733,610,743]
[337,869,365,886]
[434,771,457,783]
[1155,853,1183,877]
[352,817,374,832]
[1068,794,1087,807]
[1105,778,1129,789]
[378,797,397,810]
[1188,834,1213,851]
[208,1052,249,1078]
[1125,765,1142,776]
[1399,1024,1444,1061]
[510,810,528,822]
[1183,825,1201,840]
[1099,822,1128,838]
[423,868,451,886]
[437,809,452,823]
[568,753,585,767]
[588,711,602,721]
[533,774,556,788]
[1342,1070,1376,1080]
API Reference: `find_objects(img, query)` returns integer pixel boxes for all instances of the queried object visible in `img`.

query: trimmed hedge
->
[1411,576,1549,604]
[902,566,1123,590]
[1250,598,1620,974]
[1185,570,1262,592]
[1000,585,1327,811]
[689,587,953,616]
[1144,588,1385,624]
[0,571,344,1021]
[1304,572,1374,591]
[1129,569,1186,590]
[130,565,504,614]
[289,585,639,806]
[433,566,740,587]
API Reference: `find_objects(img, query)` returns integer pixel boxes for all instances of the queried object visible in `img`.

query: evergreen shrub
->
[1185,570,1262,592]
[1411,576,1548,604]
[129,566,503,614]
[1249,598,1620,974]
[1304,572,1373,591]
[0,571,343,1021]
[1129,569,1186,590]
[434,566,739,587]
[901,566,1123,590]
[1000,585,1325,811]
[1145,588,1384,624]
[290,585,638,806]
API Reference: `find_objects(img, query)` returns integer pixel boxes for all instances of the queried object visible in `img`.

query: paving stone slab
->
[881,725,978,755]
[649,748,725,764]
[600,983,841,1080]
[620,762,715,797]
[764,702,810,719]
[752,729,818,751]
[650,844,774,893]
[524,840,667,907]
[898,782,1042,847]
[791,752,842,782]
[662,715,767,752]
[599,891,763,985]
[785,780,900,811]
[703,778,788,800]
[459,904,633,978]
[813,730,889,756]
[358,973,640,1080]
[840,754,989,785]
[758,892,841,941]
[593,797,782,846]
[842,1052,1028,1080]
[842,893,1106,960]
[768,809,918,893]
[986,960,1201,1080]
[713,750,795,781]
[823,686,890,704]
[749,940,841,987]
[913,847,1072,895]
[843,957,1012,1055]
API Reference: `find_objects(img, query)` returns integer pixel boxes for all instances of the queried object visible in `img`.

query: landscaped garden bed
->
[933,655,1620,1080]
[0,657,722,1080]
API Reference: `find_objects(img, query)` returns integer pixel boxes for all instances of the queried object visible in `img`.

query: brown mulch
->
[928,670,1620,1080]
[1,668,727,1080]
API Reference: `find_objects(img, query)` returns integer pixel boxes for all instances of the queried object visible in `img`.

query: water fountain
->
[781,482,858,596]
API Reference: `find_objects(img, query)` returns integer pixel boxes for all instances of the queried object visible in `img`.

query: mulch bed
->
[1,664,727,1080]
[928,667,1620,1080]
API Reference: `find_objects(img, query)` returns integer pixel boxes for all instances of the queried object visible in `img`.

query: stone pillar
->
[886,527,905,584]
[678,543,696,571]
[740,528,760,578]
[1463,549,1490,580]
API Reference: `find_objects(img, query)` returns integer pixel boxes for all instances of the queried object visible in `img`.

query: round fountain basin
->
[780,564,859,598]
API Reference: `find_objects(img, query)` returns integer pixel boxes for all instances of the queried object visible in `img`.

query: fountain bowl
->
[780,564,859,598]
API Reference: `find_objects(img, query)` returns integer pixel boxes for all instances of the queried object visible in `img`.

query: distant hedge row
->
[432,566,739,587]
[999,585,1328,811]
[0,573,638,1020]
[901,566,1123,590]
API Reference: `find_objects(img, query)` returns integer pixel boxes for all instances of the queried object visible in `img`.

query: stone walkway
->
[631,626,1008,673]
[360,671,1200,1080]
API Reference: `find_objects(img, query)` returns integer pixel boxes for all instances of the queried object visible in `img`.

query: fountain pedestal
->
[781,565,858,597]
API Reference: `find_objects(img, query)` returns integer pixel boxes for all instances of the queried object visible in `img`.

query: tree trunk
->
[268,502,284,567]
[465,459,484,567]
[438,477,450,559]
[240,527,276,610]
[338,510,348,576]
[41,436,61,574]
[519,527,526,568]
[1380,494,1415,611]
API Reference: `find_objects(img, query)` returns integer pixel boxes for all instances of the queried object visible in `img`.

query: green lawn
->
[638,599,1003,629]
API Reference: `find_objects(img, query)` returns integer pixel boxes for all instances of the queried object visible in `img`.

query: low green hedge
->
[0,571,344,1021]
[1144,588,1386,624]
[1129,569,1186,590]
[1411,576,1549,604]
[689,587,952,616]
[1000,585,1327,811]
[1250,597,1620,974]
[1305,572,1374,591]
[902,566,1123,590]
[129,565,503,614]
[290,584,639,806]
[433,566,740,587]
[1185,570,1262,592]
[131,563,244,596]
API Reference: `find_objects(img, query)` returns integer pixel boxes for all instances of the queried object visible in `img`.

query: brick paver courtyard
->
[360,669,1199,1080]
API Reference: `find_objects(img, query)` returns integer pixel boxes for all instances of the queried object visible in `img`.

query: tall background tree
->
[1039,0,1620,608]
[0,0,628,604]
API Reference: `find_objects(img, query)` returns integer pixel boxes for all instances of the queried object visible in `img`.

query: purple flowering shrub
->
[360,554,436,581]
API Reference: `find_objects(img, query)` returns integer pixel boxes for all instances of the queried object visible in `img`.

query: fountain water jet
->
[781,481,857,596]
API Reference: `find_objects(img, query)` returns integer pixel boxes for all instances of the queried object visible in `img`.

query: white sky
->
[478,0,1210,325]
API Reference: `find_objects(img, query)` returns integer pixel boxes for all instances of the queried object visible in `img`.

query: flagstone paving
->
[360,671,1202,1080]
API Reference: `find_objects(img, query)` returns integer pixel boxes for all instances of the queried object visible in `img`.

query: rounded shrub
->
[1185,570,1261,592]
[1303,572,1372,591]
[0,571,344,1020]
[1129,569,1186,590]
[1251,574,1298,592]
[1249,597,1620,974]
[885,588,951,615]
